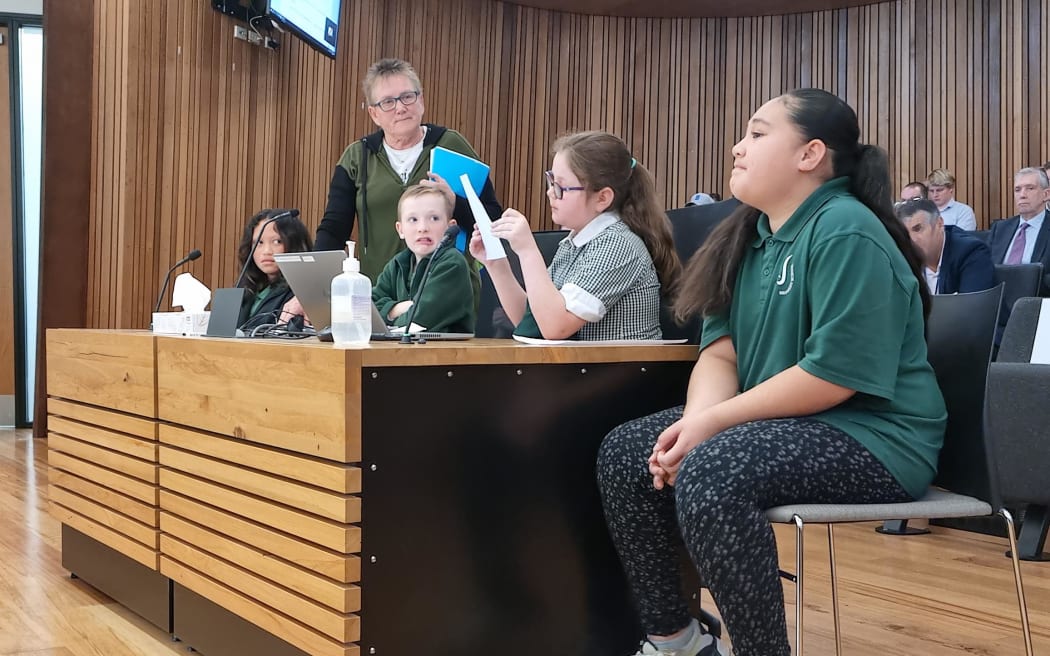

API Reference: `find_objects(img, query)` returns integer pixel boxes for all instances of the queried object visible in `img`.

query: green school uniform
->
[372,247,475,334]
[700,177,947,499]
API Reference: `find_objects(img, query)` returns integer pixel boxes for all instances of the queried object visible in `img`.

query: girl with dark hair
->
[597,89,946,656]
[469,130,680,340]
[237,208,313,330]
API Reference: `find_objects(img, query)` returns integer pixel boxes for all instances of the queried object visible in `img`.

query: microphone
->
[234,208,300,288]
[400,225,460,344]
[153,249,202,314]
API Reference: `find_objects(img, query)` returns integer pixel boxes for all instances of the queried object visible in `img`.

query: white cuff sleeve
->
[560,283,607,322]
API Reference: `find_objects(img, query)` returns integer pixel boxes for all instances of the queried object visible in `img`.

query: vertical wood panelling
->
[82,0,1050,328]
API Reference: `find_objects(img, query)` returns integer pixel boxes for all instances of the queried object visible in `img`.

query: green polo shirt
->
[699,177,946,499]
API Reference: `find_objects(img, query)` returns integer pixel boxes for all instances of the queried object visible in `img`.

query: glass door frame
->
[5,13,43,427]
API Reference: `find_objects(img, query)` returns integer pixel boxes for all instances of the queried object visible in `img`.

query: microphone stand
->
[400,226,459,344]
[152,249,202,324]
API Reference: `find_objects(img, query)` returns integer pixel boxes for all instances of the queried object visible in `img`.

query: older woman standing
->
[315,58,503,280]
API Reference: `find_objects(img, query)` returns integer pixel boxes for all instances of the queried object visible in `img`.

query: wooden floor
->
[2,426,1048,656]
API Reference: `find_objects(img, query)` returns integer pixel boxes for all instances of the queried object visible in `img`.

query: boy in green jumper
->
[372,185,475,334]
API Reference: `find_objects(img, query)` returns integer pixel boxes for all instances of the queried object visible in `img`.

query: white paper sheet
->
[461,173,506,260]
[1029,299,1050,363]
[512,335,689,346]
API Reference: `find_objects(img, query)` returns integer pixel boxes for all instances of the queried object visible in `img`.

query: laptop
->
[275,251,474,342]
[273,250,346,334]
[368,302,473,341]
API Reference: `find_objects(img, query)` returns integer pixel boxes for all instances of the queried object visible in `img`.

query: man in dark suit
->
[988,167,1050,292]
[895,199,994,294]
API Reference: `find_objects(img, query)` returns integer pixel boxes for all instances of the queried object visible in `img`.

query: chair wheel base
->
[875,526,930,536]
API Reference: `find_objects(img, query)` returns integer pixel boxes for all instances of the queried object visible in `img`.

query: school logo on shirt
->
[776,254,795,296]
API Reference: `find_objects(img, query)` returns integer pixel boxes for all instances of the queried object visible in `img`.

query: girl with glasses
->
[469,130,680,341]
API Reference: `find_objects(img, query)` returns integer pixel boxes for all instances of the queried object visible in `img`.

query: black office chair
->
[993,263,1043,346]
[475,231,569,338]
[665,198,741,265]
[662,199,741,342]
[987,297,1050,562]
[971,229,991,243]
[533,229,569,265]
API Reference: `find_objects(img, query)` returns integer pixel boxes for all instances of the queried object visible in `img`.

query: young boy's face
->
[397,194,453,260]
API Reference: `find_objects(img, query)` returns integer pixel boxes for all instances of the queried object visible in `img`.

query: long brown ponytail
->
[553,131,681,292]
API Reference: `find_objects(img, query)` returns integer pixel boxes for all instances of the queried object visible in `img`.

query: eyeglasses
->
[544,170,586,200]
[371,91,421,112]
[894,196,926,208]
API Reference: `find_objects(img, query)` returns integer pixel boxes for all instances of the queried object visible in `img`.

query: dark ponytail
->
[850,144,931,320]
[673,89,930,322]
[673,205,760,322]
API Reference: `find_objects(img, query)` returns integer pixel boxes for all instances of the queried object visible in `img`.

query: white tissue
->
[172,272,212,312]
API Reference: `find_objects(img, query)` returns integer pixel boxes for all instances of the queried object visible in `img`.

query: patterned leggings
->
[596,407,912,656]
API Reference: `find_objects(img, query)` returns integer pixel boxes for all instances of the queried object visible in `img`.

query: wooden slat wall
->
[83,0,1050,328]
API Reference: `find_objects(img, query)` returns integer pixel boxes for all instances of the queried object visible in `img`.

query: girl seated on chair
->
[596,89,947,656]
[237,208,312,331]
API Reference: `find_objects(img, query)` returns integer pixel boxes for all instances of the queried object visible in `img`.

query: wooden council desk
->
[45,330,697,656]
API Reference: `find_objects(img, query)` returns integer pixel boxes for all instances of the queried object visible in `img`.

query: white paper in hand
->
[461,173,506,260]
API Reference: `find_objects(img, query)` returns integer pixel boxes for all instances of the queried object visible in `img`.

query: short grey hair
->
[1015,167,1050,189]
[361,58,422,104]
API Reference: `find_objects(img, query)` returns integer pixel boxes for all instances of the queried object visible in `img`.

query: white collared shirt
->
[544,212,662,340]
[1003,209,1046,265]
[924,238,946,294]
[568,211,620,247]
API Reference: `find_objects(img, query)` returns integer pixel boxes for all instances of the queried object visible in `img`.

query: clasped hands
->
[649,411,720,490]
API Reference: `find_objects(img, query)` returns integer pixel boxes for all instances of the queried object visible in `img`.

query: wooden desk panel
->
[47,330,700,656]
[159,491,359,583]
[48,397,158,439]
[46,330,156,416]
[46,400,161,569]
[159,469,360,553]
[159,425,361,494]
[155,336,356,462]
[159,445,359,523]
[45,332,166,631]
[161,535,359,643]
[163,558,358,656]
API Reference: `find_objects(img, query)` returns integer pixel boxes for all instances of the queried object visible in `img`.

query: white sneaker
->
[631,629,731,656]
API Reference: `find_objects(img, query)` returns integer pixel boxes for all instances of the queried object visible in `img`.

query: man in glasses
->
[899,181,928,202]
[895,198,993,295]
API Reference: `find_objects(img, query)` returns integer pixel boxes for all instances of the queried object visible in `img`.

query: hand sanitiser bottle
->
[330,241,372,347]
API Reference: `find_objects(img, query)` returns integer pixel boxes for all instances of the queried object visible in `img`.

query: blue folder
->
[430,146,490,198]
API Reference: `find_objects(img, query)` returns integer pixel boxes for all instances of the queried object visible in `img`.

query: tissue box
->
[152,311,211,336]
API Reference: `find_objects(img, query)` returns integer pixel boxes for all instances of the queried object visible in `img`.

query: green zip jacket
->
[372,247,475,334]
[315,124,503,281]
